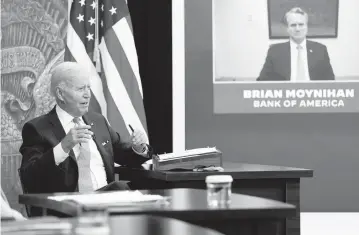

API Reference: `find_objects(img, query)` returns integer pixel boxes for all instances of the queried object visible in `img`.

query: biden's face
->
[61,75,91,117]
[286,13,308,43]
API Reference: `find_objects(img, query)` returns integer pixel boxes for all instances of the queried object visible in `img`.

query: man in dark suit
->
[19,62,150,197]
[257,7,335,81]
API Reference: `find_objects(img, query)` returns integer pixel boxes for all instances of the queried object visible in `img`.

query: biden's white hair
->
[50,62,88,98]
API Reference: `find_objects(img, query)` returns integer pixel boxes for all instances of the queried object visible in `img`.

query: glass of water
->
[205,175,233,208]
[74,206,110,235]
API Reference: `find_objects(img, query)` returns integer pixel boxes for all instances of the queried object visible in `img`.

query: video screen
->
[213,0,359,113]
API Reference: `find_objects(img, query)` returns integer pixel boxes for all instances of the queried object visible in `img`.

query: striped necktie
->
[296,44,306,81]
[73,117,93,192]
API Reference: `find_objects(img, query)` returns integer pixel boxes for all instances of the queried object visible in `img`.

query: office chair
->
[17,169,32,217]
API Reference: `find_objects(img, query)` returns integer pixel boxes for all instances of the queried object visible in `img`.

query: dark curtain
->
[128,0,173,154]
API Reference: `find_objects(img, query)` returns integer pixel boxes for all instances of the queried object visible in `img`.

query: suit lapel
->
[281,42,291,81]
[306,40,314,79]
[48,107,76,161]
[82,113,112,170]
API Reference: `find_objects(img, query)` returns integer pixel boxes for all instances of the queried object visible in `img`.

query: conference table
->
[1,215,225,235]
[19,188,295,235]
[116,161,313,235]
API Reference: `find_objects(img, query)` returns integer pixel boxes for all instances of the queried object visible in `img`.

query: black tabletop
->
[116,161,313,181]
[1,215,224,235]
[19,188,295,219]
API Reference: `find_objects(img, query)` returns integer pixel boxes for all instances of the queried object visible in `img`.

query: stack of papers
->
[158,147,219,161]
[48,190,164,207]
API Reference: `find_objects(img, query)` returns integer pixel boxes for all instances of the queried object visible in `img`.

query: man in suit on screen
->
[257,7,335,81]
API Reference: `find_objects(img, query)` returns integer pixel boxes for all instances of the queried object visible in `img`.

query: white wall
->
[214,0,359,81]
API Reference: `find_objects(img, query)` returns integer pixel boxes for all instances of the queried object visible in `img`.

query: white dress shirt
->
[290,39,310,81]
[53,106,107,190]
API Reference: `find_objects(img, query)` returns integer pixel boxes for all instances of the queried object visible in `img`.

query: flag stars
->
[109,6,117,15]
[86,33,94,41]
[101,4,104,11]
[79,0,85,7]
[77,13,84,22]
[90,1,97,9]
[88,17,96,25]
[101,20,104,27]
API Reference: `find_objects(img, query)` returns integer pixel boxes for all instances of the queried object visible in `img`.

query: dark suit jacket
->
[19,107,149,194]
[257,40,335,81]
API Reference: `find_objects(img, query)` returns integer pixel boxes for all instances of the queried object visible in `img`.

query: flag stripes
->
[66,0,148,142]
[103,26,146,128]
[99,64,129,138]
[111,18,143,97]
[66,23,108,118]
[99,39,147,137]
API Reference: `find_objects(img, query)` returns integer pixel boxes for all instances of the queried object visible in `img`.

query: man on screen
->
[257,7,335,81]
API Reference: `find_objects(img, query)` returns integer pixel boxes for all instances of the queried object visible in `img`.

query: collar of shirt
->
[290,38,307,51]
[56,105,82,128]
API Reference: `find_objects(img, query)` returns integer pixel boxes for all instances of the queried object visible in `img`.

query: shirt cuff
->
[53,143,70,165]
[132,144,149,157]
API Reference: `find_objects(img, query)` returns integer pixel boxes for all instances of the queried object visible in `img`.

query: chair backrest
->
[17,169,27,193]
[17,169,31,217]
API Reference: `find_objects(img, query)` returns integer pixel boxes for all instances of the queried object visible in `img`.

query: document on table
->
[48,190,164,207]
[1,217,71,233]
[157,147,220,161]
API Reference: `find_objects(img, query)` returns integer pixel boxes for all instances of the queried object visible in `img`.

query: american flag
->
[65,0,148,142]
